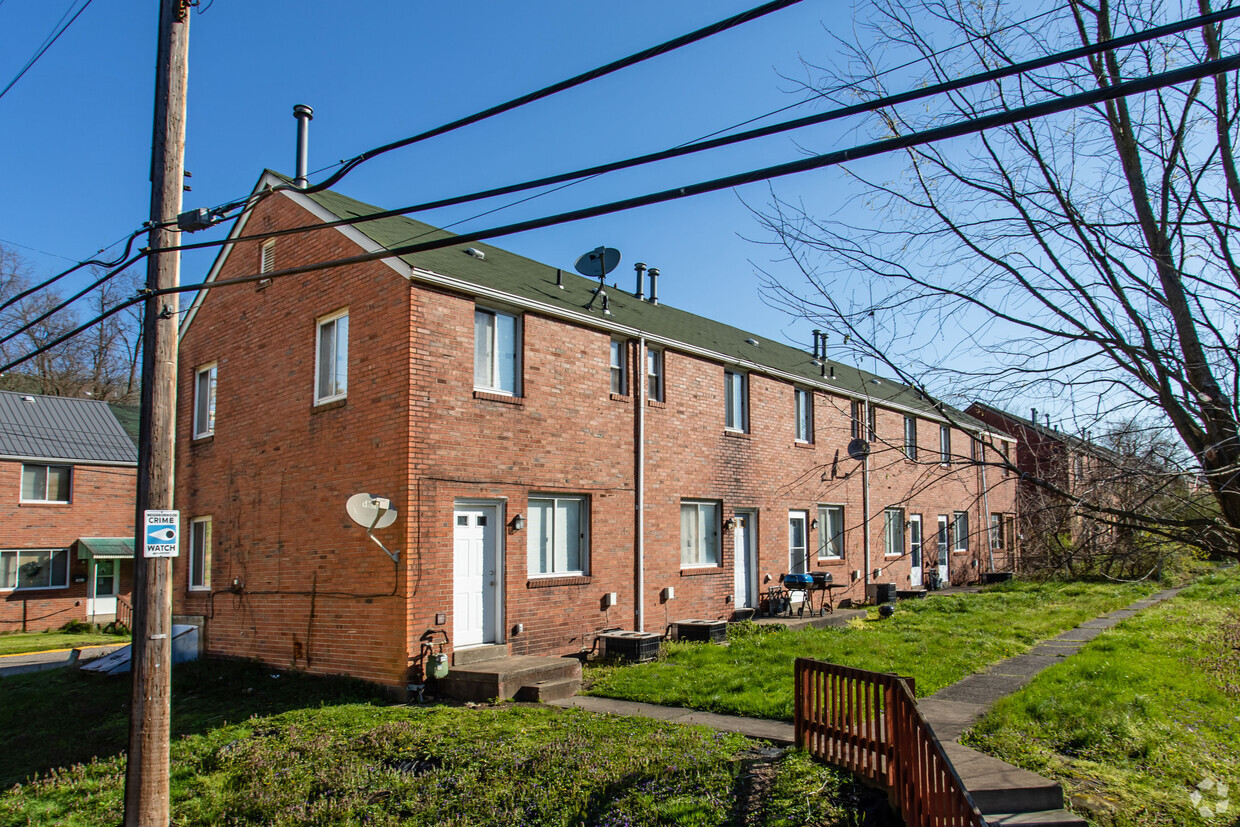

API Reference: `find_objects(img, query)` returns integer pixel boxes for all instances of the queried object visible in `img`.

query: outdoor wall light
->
[810,518,819,530]
[723,517,736,531]
[510,514,526,532]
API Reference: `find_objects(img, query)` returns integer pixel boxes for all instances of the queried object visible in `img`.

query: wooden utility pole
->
[124,1,188,824]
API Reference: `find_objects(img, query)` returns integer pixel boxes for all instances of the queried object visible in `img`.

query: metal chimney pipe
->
[293,104,314,189]
[812,329,821,359]
[648,267,659,305]
[1031,408,1038,428]
[634,262,647,300]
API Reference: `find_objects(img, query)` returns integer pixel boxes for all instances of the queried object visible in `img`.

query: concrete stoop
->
[437,654,582,702]
[938,743,1086,826]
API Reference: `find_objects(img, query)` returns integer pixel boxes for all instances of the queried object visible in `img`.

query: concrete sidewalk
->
[0,643,129,679]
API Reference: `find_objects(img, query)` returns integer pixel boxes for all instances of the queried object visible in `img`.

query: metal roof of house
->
[190,170,1003,436]
[76,537,135,559]
[0,390,139,465]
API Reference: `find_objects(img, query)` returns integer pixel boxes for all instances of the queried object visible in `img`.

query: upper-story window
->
[527,495,589,576]
[0,548,69,590]
[474,307,521,395]
[904,415,918,460]
[21,464,70,503]
[315,309,348,404]
[867,404,877,441]
[940,425,952,465]
[610,340,628,395]
[725,370,748,432]
[850,401,862,439]
[647,348,664,402]
[795,388,813,443]
[194,363,217,438]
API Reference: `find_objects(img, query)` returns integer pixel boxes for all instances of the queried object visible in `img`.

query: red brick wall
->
[0,459,136,630]
[176,188,1018,689]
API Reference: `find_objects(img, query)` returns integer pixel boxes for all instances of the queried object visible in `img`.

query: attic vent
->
[745,338,760,347]
[870,378,881,385]
[21,396,35,402]
[464,248,486,261]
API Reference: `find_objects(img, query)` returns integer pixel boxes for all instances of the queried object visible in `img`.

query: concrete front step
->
[941,742,1064,814]
[984,810,1087,826]
[438,655,582,702]
[453,644,508,666]
[514,676,582,702]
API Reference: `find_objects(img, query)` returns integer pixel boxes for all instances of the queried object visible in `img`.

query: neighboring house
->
[0,391,138,630]
[173,171,1018,693]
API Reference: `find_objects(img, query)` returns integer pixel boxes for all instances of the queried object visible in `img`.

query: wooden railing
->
[794,658,985,827]
[115,594,133,631]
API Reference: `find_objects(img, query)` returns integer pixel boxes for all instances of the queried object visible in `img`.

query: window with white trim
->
[680,500,720,567]
[21,464,70,503]
[647,348,664,402]
[724,370,748,432]
[189,517,212,590]
[904,415,918,460]
[474,307,521,395]
[610,340,627,395]
[953,510,969,552]
[0,548,69,590]
[884,508,905,556]
[315,309,348,403]
[817,504,844,559]
[867,404,877,441]
[940,425,952,465]
[527,495,588,576]
[193,363,217,438]
[795,388,813,443]
[850,401,862,439]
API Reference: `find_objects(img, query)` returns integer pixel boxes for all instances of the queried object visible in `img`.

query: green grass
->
[584,580,1155,721]
[962,568,1240,827]
[0,662,869,826]
[0,629,129,657]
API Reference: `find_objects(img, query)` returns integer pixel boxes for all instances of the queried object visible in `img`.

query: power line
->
[0,0,94,102]
[6,45,1235,377]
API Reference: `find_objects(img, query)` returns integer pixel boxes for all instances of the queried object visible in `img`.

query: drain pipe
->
[979,433,994,572]
[293,104,314,189]
[635,337,647,632]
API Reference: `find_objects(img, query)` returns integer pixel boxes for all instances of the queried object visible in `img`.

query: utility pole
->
[124,1,188,824]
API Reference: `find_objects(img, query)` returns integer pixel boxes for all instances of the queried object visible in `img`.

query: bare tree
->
[0,243,141,403]
[755,0,1240,558]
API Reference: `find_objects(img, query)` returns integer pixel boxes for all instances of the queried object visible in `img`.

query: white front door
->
[937,515,950,586]
[909,515,923,588]
[454,503,500,648]
[733,511,757,609]
[87,558,117,619]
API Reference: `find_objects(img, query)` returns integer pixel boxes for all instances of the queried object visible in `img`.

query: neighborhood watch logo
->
[1190,777,1230,819]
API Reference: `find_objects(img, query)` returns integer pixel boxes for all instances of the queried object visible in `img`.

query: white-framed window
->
[953,510,969,552]
[680,500,720,568]
[528,495,588,576]
[193,363,217,438]
[904,416,918,460]
[610,340,628,395]
[189,517,212,590]
[884,508,905,557]
[0,548,69,590]
[867,404,877,440]
[940,425,951,465]
[474,307,521,395]
[21,464,70,503]
[725,370,748,432]
[990,513,1005,551]
[789,510,809,574]
[795,388,813,443]
[909,514,923,569]
[647,348,664,402]
[315,309,348,404]
[1002,441,1011,476]
[970,436,980,464]
[818,504,844,559]
[850,401,862,440]
[260,239,276,273]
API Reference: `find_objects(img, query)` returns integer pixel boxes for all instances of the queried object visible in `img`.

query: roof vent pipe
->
[812,330,821,359]
[634,262,647,300]
[648,267,659,305]
[293,104,314,189]
[1031,408,1038,427]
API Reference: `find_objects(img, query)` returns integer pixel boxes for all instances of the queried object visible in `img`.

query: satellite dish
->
[847,438,871,461]
[346,493,397,530]
[574,246,620,278]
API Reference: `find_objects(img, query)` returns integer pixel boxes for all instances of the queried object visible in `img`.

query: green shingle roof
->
[261,171,994,431]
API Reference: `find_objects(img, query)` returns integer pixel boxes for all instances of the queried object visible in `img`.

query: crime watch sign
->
[144,510,180,558]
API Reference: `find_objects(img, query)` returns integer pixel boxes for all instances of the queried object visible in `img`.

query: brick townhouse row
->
[173,171,1018,692]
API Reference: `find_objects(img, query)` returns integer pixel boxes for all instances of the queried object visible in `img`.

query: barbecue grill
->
[767,571,837,617]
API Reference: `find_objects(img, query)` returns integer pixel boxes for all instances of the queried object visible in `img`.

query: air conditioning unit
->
[599,631,661,662]
[866,583,897,604]
[673,619,726,643]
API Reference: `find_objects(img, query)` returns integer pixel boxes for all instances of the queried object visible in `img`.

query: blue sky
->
[0,2,893,362]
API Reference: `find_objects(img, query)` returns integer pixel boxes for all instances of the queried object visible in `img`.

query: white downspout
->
[980,434,994,573]
[862,401,872,597]
[636,337,646,632]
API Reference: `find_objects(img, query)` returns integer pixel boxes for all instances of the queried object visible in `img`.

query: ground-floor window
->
[0,548,69,590]
[884,508,905,557]
[528,495,588,576]
[818,505,844,559]
[681,500,720,567]
[953,511,969,552]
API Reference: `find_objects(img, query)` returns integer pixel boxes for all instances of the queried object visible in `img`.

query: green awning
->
[76,538,135,560]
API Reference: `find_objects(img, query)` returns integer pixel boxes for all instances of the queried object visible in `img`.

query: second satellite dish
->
[574,246,620,278]
[847,438,871,461]
[346,493,398,529]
